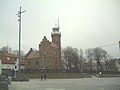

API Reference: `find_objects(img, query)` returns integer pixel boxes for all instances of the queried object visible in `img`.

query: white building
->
[0,52,25,71]
[115,59,120,72]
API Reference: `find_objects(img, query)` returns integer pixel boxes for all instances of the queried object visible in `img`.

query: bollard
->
[0,76,8,90]
[7,76,12,85]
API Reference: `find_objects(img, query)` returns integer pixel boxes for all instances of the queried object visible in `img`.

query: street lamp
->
[118,41,120,50]
[16,6,26,72]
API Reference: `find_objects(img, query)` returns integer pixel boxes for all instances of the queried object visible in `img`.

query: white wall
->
[2,64,15,70]
[115,61,120,72]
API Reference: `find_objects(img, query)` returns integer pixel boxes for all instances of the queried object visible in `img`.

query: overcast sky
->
[0,0,120,58]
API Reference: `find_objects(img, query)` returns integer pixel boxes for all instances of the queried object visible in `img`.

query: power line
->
[98,43,118,48]
[83,42,119,50]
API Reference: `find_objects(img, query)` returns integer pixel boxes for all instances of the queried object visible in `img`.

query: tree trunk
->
[105,59,108,72]
[90,59,92,72]
[97,60,100,72]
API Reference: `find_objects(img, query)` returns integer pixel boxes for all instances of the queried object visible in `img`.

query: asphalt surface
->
[9,77,120,90]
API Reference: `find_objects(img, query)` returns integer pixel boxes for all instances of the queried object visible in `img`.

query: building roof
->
[26,35,59,59]
[0,52,16,64]
[26,51,39,59]
[0,51,16,57]
[0,51,25,65]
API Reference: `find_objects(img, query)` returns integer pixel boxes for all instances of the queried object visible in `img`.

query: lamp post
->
[17,6,26,72]
[118,41,120,50]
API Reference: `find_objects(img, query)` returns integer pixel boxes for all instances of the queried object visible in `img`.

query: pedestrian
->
[44,74,47,80]
[41,74,43,81]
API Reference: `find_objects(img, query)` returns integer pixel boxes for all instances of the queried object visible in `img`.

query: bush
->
[12,73,29,81]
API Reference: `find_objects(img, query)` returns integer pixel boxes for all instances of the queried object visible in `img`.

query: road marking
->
[45,88,65,90]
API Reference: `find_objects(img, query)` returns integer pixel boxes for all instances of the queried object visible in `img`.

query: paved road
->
[9,77,120,90]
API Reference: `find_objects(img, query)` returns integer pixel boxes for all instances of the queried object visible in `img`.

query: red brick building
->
[25,27,61,70]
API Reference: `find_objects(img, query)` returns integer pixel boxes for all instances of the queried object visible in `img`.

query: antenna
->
[55,20,57,27]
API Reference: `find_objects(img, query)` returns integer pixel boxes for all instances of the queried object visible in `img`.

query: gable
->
[27,51,39,59]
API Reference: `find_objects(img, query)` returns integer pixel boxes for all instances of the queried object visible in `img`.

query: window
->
[54,50,57,55]
[28,61,31,65]
[36,60,38,65]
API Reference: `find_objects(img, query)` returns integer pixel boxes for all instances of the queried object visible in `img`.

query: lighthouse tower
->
[51,27,61,47]
[51,18,61,48]
[51,19,61,68]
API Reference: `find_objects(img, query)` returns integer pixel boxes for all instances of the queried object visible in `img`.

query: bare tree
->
[85,48,93,72]
[0,46,12,53]
[102,50,108,71]
[72,48,79,69]
[93,47,104,72]
[105,55,117,72]
[79,48,84,72]
[62,47,79,70]
[62,47,72,70]
[0,46,25,57]
[12,50,25,57]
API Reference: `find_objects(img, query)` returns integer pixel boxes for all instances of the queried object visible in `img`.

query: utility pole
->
[118,41,120,51]
[0,60,2,75]
[17,6,26,72]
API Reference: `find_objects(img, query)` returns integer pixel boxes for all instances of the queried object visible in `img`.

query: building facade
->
[25,27,62,70]
[115,59,120,72]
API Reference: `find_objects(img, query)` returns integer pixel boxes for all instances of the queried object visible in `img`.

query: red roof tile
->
[27,51,39,59]
[0,52,16,64]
